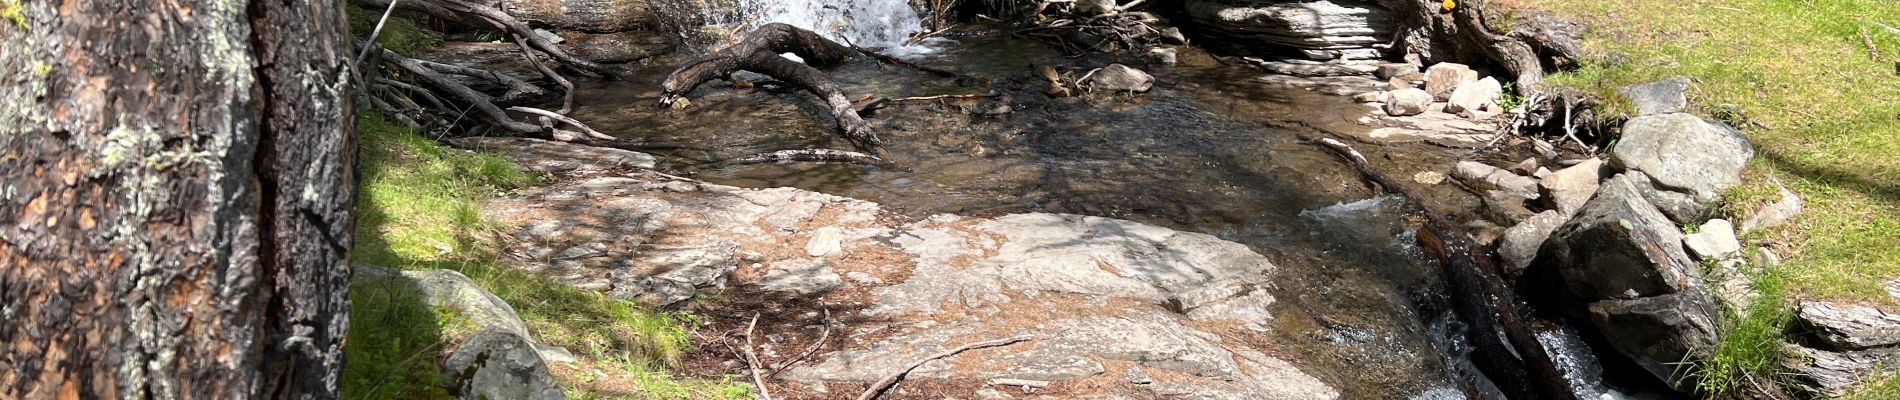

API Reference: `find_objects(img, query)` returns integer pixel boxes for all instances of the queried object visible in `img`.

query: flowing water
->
[566,5,1634,396]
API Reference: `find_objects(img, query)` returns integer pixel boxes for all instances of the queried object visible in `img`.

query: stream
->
[567,3,1633,398]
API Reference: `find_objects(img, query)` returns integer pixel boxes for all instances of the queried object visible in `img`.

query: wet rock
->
[1797,301,1900,350]
[1375,63,1417,80]
[447,137,657,174]
[1352,91,1385,103]
[805,226,843,257]
[1424,63,1479,101]
[1383,88,1433,116]
[1147,47,1178,65]
[759,259,843,295]
[1740,182,1804,233]
[564,31,674,64]
[1482,190,1538,225]
[1445,77,1503,114]
[1182,0,1393,61]
[444,329,565,400]
[1611,113,1754,202]
[1682,219,1741,260]
[1786,344,1900,398]
[1587,292,1719,385]
[502,0,650,33]
[1617,77,1693,116]
[1499,211,1567,275]
[1537,173,1698,301]
[1086,64,1154,92]
[1539,158,1603,217]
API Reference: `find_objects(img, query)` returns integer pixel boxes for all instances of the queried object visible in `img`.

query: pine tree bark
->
[0,0,354,398]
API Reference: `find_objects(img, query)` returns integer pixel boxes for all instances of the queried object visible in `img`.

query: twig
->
[506,106,612,140]
[769,309,831,378]
[886,92,999,102]
[1861,28,1887,62]
[741,313,774,400]
[853,335,1033,400]
[508,33,576,113]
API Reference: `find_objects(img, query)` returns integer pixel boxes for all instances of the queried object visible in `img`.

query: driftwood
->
[661,23,888,158]
[1314,138,1577,400]
[853,335,1034,400]
[739,149,901,170]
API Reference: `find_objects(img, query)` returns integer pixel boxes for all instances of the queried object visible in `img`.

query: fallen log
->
[1314,138,1578,400]
[661,23,888,159]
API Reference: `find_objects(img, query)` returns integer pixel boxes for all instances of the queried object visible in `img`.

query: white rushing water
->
[726,0,934,53]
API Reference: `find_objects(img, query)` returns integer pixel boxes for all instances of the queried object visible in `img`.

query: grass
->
[1682,269,1794,398]
[1523,0,1900,395]
[344,113,749,399]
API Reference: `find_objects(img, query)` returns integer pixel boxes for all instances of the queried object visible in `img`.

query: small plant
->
[1679,271,1793,397]
[1498,82,1525,111]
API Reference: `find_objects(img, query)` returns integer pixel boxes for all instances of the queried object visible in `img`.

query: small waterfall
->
[664,0,933,54]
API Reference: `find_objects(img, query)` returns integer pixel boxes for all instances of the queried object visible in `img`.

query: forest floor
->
[1523,0,1900,396]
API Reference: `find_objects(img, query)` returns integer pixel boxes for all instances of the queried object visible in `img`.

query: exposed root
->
[661,23,889,158]
[853,335,1033,400]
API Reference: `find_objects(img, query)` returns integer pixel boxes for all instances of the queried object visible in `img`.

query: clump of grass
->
[345,112,744,399]
[1683,270,1794,397]
[348,5,443,56]
[1845,372,1900,399]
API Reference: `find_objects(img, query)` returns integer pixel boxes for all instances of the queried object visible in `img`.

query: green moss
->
[347,5,442,56]
[345,113,744,399]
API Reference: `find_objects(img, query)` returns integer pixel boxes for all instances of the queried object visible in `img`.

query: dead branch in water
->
[662,23,891,159]
[739,149,903,170]
[854,335,1033,400]
[1313,138,1578,400]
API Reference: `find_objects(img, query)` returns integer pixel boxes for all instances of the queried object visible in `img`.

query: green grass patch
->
[348,5,442,56]
[1526,0,1900,303]
[1682,270,1794,397]
[344,113,747,399]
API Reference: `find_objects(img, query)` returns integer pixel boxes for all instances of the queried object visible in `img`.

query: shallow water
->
[566,34,1608,397]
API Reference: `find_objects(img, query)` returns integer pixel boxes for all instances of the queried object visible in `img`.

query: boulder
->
[1539,158,1603,217]
[355,265,533,341]
[443,329,565,400]
[1617,77,1693,116]
[1537,173,1698,301]
[1481,189,1538,225]
[1623,171,1708,224]
[1445,77,1503,114]
[1374,63,1417,80]
[1498,210,1567,275]
[1786,344,1900,398]
[1180,0,1394,61]
[1587,292,1719,386]
[1796,301,1900,350]
[502,0,650,33]
[1739,183,1804,232]
[1383,88,1433,116]
[1610,113,1754,202]
[447,137,657,174]
[1424,63,1479,101]
[1682,219,1741,260]
[1087,64,1155,92]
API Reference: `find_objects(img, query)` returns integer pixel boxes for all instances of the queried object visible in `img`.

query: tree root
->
[853,335,1033,400]
[1314,137,1578,400]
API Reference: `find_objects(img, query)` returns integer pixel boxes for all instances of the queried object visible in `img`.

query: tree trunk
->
[0,0,355,398]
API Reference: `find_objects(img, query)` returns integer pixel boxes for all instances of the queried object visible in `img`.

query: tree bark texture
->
[0,0,355,398]
[1380,0,1582,89]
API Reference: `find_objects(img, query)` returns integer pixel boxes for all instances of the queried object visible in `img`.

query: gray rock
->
[1739,183,1804,232]
[1181,0,1393,61]
[1383,88,1433,116]
[1147,47,1178,65]
[1537,173,1698,301]
[805,226,843,257]
[1611,113,1754,202]
[443,329,565,400]
[1797,301,1900,350]
[1375,63,1417,80]
[1482,189,1538,225]
[1087,64,1155,92]
[1625,171,1709,224]
[1682,219,1741,260]
[1499,211,1567,275]
[1509,158,1540,176]
[1076,0,1118,15]
[759,259,843,295]
[1786,344,1900,398]
[447,137,657,174]
[1453,161,1539,199]
[1540,158,1603,217]
[1352,91,1385,103]
[1752,247,1782,267]
[1617,77,1693,116]
[1424,63,1479,101]
[356,265,534,341]
[612,242,739,306]
[1159,27,1188,45]
[1445,77,1503,114]
[1587,293,1719,387]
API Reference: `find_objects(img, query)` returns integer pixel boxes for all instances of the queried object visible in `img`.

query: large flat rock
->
[1610,113,1754,202]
